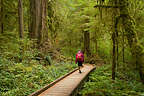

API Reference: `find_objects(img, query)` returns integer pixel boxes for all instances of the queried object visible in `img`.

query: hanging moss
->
[119,0,144,83]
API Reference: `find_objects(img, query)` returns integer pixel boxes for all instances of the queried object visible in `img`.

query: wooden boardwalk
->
[29,64,95,96]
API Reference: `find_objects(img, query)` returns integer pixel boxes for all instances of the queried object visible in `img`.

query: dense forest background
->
[0,0,144,96]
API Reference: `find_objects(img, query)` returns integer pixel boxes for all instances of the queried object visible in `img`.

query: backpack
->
[77,53,83,62]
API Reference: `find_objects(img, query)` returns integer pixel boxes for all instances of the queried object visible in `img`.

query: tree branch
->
[94,5,123,8]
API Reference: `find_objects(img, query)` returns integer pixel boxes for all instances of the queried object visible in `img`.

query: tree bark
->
[29,0,36,39]
[0,0,4,34]
[42,0,48,41]
[112,31,116,80]
[37,0,42,45]
[112,16,119,80]
[29,0,47,45]
[122,30,125,63]
[18,0,24,38]
[29,0,41,39]
[38,0,48,45]
[94,31,98,54]
[84,30,91,57]
[116,26,119,67]
[112,0,119,80]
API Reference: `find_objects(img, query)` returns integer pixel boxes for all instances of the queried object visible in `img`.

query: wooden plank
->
[38,64,96,96]
[29,68,78,96]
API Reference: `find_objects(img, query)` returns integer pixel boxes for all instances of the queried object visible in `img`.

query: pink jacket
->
[75,51,84,63]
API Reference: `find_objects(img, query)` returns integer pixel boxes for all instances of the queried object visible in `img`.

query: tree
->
[84,30,91,57]
[0,0,4,34]
[112,0,119,80]
[18,0,24,38]
[29,0,48,45]
[83,16,91,58]
[41,0,48,41]
[119,0,144,83]
[29,0,41,40]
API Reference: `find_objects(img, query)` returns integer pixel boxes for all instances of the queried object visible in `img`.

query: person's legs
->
[81,62,83,67]
[78,66,81,73]
[78,61,82,73]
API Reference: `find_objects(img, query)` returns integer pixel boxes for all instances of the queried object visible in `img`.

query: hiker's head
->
[78,50,82,53]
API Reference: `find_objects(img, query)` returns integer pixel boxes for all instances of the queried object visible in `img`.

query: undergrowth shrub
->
[78,64,144,96]
[0,62,77,96]
[0,34,77,96]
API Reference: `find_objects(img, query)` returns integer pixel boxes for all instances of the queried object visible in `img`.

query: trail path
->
[29,64,95,96]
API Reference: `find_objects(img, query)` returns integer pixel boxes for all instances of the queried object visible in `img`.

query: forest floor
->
[77,64,144,96]
[0,61,77,96]
[1,55,144,96]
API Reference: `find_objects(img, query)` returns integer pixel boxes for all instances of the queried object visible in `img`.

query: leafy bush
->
[0,61,77,96]
[78,64,144,96]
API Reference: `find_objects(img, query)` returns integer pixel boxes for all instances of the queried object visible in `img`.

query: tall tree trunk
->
[18,0,24,38]
[99,0,103,21]
[29,0,36,39]
[120,0,144,83]
[84,30,91,57]
[94,31,98,55]
[38,0,48,45]
[112,16,119,80]
[115,21,119,70]
[0,0,4,34]
[122,30,125,63]
[112,31,116,80]
[29,0,47,45]
[18,0,24,62]
[29,0,41,39]
[112,0,119,80]
[42,0,48,41]
[37,0,42,45]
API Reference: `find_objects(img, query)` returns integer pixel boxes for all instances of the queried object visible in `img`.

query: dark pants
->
[78,61,83,66]
[78,61,83,73]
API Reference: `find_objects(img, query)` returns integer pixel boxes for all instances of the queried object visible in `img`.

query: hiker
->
[76,50,84,73]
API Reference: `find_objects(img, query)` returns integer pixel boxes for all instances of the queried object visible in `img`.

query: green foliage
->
[0,61,77,96]
[78,64,144,96]
[97,37,112,62]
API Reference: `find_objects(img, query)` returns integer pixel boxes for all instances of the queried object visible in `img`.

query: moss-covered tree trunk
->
[0,0,4,34]
[112,0,119,80]
[112,30,116,80]
[18,0,24,39]
[122,30,125,63]
[94,31,98,54]
[112,15,119,80]
[120,0,144,83]
[84,30,91,58]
